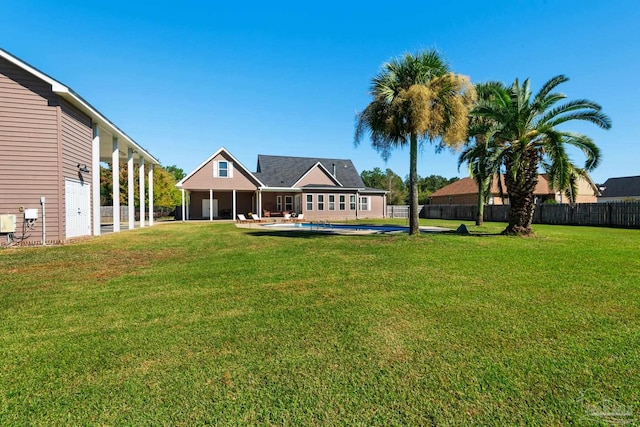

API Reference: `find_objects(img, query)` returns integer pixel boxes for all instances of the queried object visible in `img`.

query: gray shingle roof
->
[600,176,640,198]
[254,155,366,188]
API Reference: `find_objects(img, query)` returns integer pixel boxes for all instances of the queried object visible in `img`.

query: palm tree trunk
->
[409,132,419,235]
[503,152,539,235]
[476,188,484,226]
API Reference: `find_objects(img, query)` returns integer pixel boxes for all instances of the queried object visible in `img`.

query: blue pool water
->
[264,223,410,233]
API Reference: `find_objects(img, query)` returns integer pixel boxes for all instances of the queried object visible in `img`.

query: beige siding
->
[0,56,62,243]
[182,152,259,191]
[296,166,336,187]
[300,191,387,221]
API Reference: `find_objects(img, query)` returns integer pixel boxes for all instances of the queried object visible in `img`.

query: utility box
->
[24,209,38,220]
[0,214,17,233]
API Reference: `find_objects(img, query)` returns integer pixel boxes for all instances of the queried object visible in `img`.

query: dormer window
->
[213,160,233,178]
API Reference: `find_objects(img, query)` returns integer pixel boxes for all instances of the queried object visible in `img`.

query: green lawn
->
[1,220,639,425]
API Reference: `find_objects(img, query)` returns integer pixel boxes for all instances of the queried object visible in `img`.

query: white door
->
[213,199,219,218]
[202,199,219,219]
[65,179,91,238]
[202,199,210,219]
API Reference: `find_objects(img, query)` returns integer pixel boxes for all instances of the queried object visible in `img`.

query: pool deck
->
[235,221,451,235]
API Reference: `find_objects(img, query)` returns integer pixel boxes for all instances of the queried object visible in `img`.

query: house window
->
[285,196,293,211]
[339,195,346,210]
[350,194,356,210]
[317,195,325,211]
[218,161,228,177]
[359,196,370,211]
[328,195,335,210]
[306,194,313,211]
[276,196,282,212]
[214,160,233,178]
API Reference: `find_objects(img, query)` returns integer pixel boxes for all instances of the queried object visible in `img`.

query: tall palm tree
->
[459,82,506,225]
[472,75,611,235]
[355,50,475,234]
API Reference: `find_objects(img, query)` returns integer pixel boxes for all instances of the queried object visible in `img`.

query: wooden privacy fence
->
[388,203,640,228]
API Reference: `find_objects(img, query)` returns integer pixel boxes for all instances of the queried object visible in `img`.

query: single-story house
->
[176,147,387,221]
[597,176,640,202]
[0,48,159,245]
[429,174,599,205]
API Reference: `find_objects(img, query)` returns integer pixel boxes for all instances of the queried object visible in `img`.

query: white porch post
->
[209,189,213,221]
[148,164,154,226]
[186,191,190,220]
[92,124,101,236]
[181,189,186,221]
[112,137,120,232]
[258,190,262,216]
[127,148,135,230]
[139,158,145,228]
[232,190,237,220]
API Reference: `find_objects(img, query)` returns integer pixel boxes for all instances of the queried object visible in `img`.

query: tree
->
[165,165,186,182]
[355,50,475,234]
[99,164,182,210]
[361,167,407,205]
[471,75,611,235]
[458,82,507,225]
[405,175,459,204]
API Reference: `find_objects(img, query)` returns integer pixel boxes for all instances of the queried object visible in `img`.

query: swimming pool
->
[262,222,448,234]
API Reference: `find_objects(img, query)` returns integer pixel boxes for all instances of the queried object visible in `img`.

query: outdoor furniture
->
[294,214,304,222]
[250,213,265,222]
[237,214,252,223]
[283,213,292,222]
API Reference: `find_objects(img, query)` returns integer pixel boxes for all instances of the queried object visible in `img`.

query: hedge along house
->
[0,48,159,245]
[176,147,387,221]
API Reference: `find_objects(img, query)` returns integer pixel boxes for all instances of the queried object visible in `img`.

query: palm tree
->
[355,50,475,234]
[472,75,611,235]
[459,82,506,225]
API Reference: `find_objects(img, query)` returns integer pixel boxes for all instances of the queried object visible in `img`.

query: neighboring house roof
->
[254,155,366,188]
[599,176,640,198]
[430,174,561,198]
[0,47,159,165]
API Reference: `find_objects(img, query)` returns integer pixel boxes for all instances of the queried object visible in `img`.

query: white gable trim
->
[292,162,342,188]
[177,147,264,187]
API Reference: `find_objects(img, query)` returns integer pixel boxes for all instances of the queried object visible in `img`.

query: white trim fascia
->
[0,48,159,166]
[292,162,342,188]
[258,187,302,192]
[177,146,265,188]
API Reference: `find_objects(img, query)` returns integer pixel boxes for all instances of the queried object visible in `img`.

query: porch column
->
[209,189,213,221]
[112,137,120,232]
[258,190,262,216]
[232,190,236,220]
[187,191,190,220]
[148,164,154,226]
[181,189,186,222]
[139,158,145,227]
[92,124,101,236]
[127,148,135,230]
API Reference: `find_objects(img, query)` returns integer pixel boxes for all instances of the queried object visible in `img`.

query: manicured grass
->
[1,220,639,425]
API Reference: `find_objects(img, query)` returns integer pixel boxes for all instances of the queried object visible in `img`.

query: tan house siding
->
[367,194,386,218]
[0,56,62,242]
[182,152,259,191]
[296,166,336,187]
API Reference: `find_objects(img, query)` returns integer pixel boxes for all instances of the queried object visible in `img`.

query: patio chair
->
[294,214,304,222]
[237,214,251,223]
[283,213,292,222]
[250,213,265,222]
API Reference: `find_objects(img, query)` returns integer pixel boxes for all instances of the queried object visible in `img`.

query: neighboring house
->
[597,176,640,202]
[0,48,159,245]
[176,147,387,221]
[429,174,599,205]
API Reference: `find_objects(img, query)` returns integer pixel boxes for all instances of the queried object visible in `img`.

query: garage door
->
[65,179,91,238]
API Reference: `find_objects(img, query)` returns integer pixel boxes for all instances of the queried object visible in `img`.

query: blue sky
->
[2,1,638,184]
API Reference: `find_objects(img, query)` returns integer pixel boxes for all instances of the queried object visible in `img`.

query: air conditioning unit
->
[0,214,17,233]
